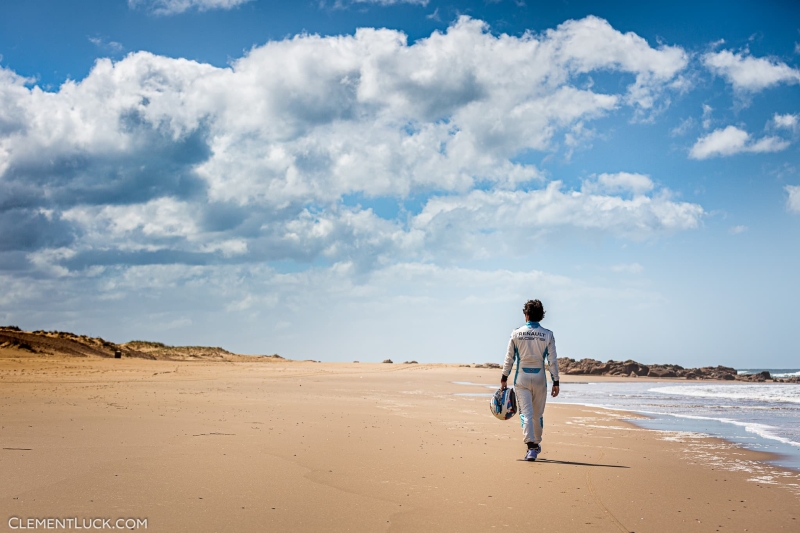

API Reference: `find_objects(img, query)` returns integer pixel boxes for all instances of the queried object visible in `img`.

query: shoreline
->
[558,402,800,471]
[454,375,800,472]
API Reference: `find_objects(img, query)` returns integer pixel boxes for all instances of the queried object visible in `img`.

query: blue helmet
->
[490,387,517,420]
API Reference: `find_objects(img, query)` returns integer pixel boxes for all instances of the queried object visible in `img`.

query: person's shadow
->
[517,458,628,468]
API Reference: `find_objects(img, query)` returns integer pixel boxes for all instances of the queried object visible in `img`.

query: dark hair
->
[523,299,545,322]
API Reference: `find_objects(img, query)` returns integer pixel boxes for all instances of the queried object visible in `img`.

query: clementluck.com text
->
[8,517,147,530]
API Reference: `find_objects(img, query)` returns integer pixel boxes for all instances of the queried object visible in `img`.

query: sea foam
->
[651,384,800,405]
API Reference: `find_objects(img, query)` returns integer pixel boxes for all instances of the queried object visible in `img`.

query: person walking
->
[500,299,560,461]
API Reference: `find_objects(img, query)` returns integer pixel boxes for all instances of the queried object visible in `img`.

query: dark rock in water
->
[736,370,771,382]
[698,366,738,380]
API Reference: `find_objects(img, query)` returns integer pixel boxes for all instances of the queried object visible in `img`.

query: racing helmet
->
[490,386,517,420]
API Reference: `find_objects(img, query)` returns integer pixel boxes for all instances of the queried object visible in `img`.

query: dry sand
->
[1,352,798,532]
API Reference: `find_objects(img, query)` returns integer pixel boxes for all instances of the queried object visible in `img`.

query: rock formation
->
[558,358,747,381]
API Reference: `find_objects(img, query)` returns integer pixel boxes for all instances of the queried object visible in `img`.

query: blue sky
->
[1,0,799,367]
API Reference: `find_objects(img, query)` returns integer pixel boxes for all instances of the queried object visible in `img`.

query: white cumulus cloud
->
[0,16,697,281]
[772,113,799,130]
[411,182,703,251]
[703,49,800,93]
[689,126,790,159]
[0,17,688,211]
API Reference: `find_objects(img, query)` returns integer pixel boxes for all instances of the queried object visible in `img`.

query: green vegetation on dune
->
[123,341,234,357]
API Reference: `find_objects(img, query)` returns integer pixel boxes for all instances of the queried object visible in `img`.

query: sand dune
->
[0,327,282,362]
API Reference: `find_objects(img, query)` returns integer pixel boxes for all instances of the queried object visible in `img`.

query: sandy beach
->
[1,353,799,532]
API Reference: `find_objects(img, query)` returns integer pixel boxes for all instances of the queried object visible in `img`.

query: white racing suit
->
[501,321,559,446]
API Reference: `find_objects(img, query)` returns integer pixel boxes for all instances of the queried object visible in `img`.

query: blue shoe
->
[524,445,541,461]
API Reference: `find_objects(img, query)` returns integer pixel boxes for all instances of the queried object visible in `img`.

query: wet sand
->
[1,353,798,532]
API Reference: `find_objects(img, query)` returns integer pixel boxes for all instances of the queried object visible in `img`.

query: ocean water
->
[453,374,800,471]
